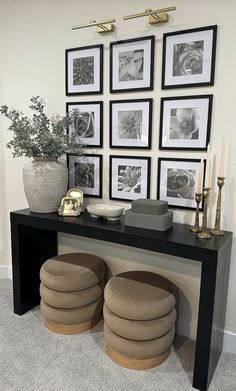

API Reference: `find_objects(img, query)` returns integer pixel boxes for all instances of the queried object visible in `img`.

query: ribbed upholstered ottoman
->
[40,253,105,335]
[104,271,177,370]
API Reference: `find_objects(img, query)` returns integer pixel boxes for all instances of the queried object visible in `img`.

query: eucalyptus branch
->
[0,96,84,159]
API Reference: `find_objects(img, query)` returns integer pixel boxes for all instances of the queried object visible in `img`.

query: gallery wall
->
[0,0,236,351]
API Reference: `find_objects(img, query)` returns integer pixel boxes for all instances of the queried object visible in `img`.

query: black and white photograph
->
[119,49,144,81]
[157,158,206,210]
[159,95,212,150]
[68,154,102,198]
[162,25,217,88]
[110,36,154,93]
[173,41,204,77]
[66,102,103,148]
[110,99,152,149]
[66,44,103,95]
[110,156,151,201]
[73,56,94,85]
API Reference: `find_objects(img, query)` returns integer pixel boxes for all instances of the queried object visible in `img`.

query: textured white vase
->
[23,157,68,213]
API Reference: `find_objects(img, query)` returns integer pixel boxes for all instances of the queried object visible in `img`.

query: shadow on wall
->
[225,142,235,231]
[0,118,8,266]
[58,232,200,340]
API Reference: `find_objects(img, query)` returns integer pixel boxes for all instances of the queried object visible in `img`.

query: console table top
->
[11,208,232,262]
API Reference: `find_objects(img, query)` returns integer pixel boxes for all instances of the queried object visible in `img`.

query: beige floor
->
[0,279,235,391]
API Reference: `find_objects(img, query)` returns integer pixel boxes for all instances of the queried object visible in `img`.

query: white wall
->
[0,0,236,347]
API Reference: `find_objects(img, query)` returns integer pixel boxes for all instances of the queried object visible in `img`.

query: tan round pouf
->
[104,270,177,369]
[40,253,105,291]
[104,270,176,320]
[103,304,177,341]
[41,297,103,334]
[105,322,175,359]
[39,253,105,334]
[40,281,104,309]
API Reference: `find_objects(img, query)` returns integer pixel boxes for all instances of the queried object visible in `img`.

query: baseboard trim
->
[177,316,197,340]
[8,266,12,280]
[223,330,236,354]
[0,266,12,279]
[177,317,236,354]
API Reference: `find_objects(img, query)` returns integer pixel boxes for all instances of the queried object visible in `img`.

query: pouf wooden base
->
[106,345,171,370]
[44,315,101,335]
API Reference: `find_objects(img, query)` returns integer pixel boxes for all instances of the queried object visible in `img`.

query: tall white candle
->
[205,144,211,188]
[219,140,225,177]
[197,158,203,193]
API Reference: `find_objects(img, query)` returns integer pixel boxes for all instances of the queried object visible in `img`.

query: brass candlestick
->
[190,193,202,233]
[211,177,225,236]
[197,187,211,239]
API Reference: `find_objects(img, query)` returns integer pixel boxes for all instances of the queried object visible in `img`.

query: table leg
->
[11,221,58,315]
[193,237,232,390]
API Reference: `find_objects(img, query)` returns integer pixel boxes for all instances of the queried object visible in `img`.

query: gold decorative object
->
[72,19,115,34]
[123,6,176,25]
[190,193,202,233]
[58,197,81,217]
[197,188,211,239]
[211,177,225,236]
[67,187,84,208]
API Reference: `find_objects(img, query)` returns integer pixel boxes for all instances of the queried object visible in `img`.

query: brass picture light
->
[123,6,176,25]
[72,19,116,34]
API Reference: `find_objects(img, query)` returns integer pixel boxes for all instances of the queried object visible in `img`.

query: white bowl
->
[87,203,124,221]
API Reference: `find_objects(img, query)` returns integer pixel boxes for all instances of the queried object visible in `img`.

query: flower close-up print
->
[75,162,94,188]
[118,110,142,139]
[73,56,94,85]
[167,168,196,199]
[119,50,144,81]
[73,111,95,138]
[170,108,200,139]
[172,41,204,76]
[118,165,141,193]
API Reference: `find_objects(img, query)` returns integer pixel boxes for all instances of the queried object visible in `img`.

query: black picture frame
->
[110,36,155,93]
[162,25,217,89]
[66,101,103,148]
[157,158,206,211]
[109,155,151,202]
[68,154,103,198]
[65,44,103,96]
[159,95,213,151]
[110,99,153,149]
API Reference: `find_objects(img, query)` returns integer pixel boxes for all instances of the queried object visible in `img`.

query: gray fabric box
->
[131,199,168,215]
[124,209,173,231]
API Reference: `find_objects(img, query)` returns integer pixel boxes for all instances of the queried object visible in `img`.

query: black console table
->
[10,209,232,391]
